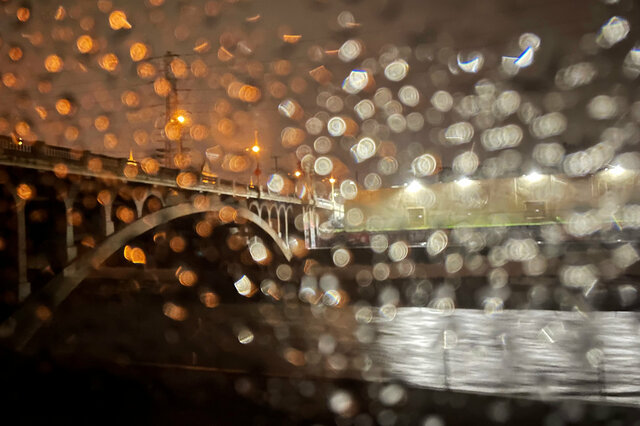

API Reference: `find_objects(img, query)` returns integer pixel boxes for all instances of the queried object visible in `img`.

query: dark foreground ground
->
[2,347,640,426]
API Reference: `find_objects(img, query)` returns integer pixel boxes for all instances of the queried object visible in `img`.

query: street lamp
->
[406,180,422,193]
[250,130,261,189]
[329,176,336,202]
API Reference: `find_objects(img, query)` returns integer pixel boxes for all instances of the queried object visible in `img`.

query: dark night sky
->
[0,0,636,187]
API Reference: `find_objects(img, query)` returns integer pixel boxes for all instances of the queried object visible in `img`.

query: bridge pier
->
[132,187,149,219]
[14,198,30,302]
[63,189,78,263]
[102,201,115,236]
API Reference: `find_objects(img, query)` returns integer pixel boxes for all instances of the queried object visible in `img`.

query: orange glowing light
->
[16,183,33,200]
[123,163,139,179]
[294,170,302,177]
[133,129,148,146]
[199,291,219,308]
[282,34,302,44]
[116,206,135,223]
[8,47,23,62]
[141,158,159,175]
[329,177,336,183]
[169,236,186,253]
[137,62,156,79]
[193,40,210,53]
[154,77,171,97]
[81,236,96,248]
[53,163,68,178]
[176,171,197,187]
[190,124,209,141]
[239,85,261,103]
[195,220,213,237]
[217,46,234,62]
[170,58,188,78]
[217,118,236,137]
[69,211,82,226]
[109,10,132,30]
[153,232,166,243]
[54,6,66,20]
[99,53,119,71]
[130,247,146,264]
[2,73,17,88]
[16,7,30,22]
[121,91,140,107]
[174,153,192,170]
[103,133,118,149]
[35,106,47,120]
[97,190,112,206]
[164,122,181,141]
[284,348,305,366]
[218,206,237,223]
[163,302,187,321]
[55,99,72,115]
[129,42,148,61]
[35,306,51,322]
[15,121,30,138]
[45,55,63,73]
[94,115,110,132]
[308,65,332,85]
[178,270,198,287]
[146,197,162,213]
[76,35,93,53]
[191,59,208,78]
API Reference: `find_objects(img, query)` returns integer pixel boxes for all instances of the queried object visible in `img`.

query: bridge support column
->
[15,198,30,302]
[63,197,77,263]
[303,207,317,249]
[284,207,289,247]
[133,187,149,219]
[102,202,114,236]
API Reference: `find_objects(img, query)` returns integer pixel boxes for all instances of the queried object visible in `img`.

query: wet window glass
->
[1,0,640,423]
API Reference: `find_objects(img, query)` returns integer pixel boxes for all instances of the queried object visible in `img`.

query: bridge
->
[2,138,640,408]
[0,137,340,348]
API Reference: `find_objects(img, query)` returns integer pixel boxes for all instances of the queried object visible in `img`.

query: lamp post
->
[329,177,336,203]
[251,130,261,189]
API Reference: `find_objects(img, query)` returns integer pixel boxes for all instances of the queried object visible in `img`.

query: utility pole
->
[162,51,179,168]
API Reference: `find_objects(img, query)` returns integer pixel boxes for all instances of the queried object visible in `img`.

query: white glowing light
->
[234,275,254,296]
[608,164,626,177]
[597,16,630,48]
[514,46,535,68]
[456,177,474,187]
[457,52,484,73]
[406,180,422,193]
[524,171,544,183]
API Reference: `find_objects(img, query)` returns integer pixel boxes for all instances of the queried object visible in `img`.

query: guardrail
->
[0,137,306,205]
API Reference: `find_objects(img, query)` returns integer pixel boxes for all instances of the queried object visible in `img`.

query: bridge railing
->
[0,136,305,203]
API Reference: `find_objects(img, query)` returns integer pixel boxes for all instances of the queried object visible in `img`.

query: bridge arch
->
[2,199,294,350]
